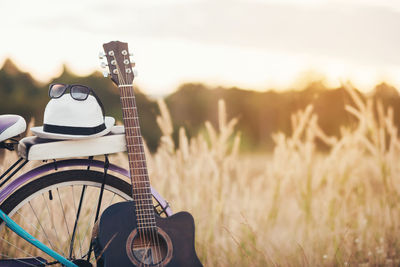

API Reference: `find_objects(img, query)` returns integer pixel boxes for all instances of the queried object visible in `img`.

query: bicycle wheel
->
[0,169,168,266]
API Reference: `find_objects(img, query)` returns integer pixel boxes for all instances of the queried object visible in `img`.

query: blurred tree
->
[1,59,400,152]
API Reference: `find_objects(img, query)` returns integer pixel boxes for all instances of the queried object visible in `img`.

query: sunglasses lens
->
[49,84,67,98]
[71,86,90,100]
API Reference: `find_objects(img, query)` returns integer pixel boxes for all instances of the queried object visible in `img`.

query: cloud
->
[88,1,400,66]
[11,0,400,67]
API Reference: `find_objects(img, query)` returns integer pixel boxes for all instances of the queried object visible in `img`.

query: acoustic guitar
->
[92,41,203,267]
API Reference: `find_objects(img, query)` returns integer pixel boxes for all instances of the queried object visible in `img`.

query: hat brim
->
[31,117,115,140]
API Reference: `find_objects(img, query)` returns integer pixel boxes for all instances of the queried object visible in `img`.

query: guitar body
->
[92,201,203,267]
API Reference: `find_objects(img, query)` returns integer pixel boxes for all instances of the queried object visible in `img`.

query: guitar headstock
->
[101,41,136,86]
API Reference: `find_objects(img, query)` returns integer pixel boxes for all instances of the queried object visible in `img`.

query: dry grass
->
[2,83,400,266]
[141,84,400,266]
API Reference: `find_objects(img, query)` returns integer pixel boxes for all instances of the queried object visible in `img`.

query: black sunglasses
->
[48,83,105,117]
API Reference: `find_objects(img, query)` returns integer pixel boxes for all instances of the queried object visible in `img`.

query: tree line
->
[1,59,399,152]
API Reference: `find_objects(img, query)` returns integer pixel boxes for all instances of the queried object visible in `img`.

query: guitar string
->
[120,53,162,266]
[121,53,162,265]
[114,54,160,266]
[113,57,147,262]
[123,53,162,265]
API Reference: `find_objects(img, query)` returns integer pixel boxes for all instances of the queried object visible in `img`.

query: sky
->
[1,0,400,96]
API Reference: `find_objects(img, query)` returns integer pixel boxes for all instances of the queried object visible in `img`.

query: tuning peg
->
[129,52,133,57]
[98,51,105,59]
[102,70,109,77]
[133,69,138,77]
[100,62,108,68]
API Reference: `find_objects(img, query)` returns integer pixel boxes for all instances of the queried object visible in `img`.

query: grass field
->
[1,84,400,266]
[144,85,400,266]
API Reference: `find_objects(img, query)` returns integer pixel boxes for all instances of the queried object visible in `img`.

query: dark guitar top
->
[92,201,203,267]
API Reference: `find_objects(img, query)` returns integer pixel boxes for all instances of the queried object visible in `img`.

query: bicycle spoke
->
[16,210,42,236]
[71,185,84,258]
[56,188,71,244]
[0,252,44,267]
[28,201,58,255]
[80,200,97,255]
[81,192,118,256]
[0,237,47,266]
[42,194,64,257]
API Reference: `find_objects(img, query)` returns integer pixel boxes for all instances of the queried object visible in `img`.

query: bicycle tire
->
[0,169,165,266]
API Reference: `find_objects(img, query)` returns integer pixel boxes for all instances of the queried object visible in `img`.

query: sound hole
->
[126,227,173,266]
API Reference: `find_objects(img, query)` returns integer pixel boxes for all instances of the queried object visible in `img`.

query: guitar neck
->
[119,85,155,230]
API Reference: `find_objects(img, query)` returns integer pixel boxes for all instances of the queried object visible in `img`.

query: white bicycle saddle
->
[0,115,27,143]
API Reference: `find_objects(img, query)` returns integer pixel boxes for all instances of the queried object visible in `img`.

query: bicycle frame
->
[0,158,173,265]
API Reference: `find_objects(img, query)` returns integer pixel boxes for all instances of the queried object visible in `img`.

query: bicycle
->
[0,115,172,266]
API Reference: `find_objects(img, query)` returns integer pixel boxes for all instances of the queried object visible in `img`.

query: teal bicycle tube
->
[0,209,78,267]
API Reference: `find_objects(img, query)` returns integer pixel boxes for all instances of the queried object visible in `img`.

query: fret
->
[132,182,150,186]
[131,165,147,169]
[136,220,156,224]
[133,204,154,209]
[130,174,148,177]
[127,148,144,154]
[132,194,152,199]
[133,207,154,212]
[137,227,157,231]
[132,178,150,182]
[135,214,155,219]
[132,177,150,181]
[131,187,151,191]
[130,159,147,162]
[132,183,150,188]
[125,133,141,139]
[135,212,155,217]
[129,159,146,163]
[126,152,146,156]
[134,202,153,207]
[126,144,144,147]
[122,113,138,118]
[131,174,149,178]
[122,106,137,110]
[131,186,151,191]
[130,162,147,167]
[131,175,149,179]
[130,165,147,169]
[123,117,139,120]
[131,166,147,171]
[132,188,151,193]
[125,126,141,129]
[137,224,156,228]
[120,95,135,99]
[136,219,156,223]
[134,208,155,212]
[131,181,150,186]
[130,167,149,170]
[133,202,153,206]
[135,211,155,216]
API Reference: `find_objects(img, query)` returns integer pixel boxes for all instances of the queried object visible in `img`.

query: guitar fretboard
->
[119,85,155,230]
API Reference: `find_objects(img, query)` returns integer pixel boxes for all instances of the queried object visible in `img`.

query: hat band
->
[43,123,106,136]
